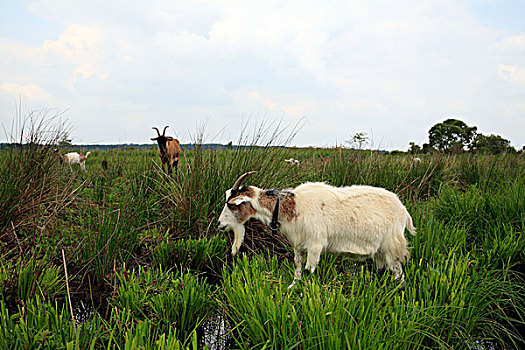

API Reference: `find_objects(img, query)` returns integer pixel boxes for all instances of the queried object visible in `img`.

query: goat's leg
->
[374,250,385,270]
[389,260,405,281]
[173,158,179,175]
[167,161,173,177]
[304,244,323,274]
[80,162,87,172]
[288,249,303,289]
[384,253,405,281]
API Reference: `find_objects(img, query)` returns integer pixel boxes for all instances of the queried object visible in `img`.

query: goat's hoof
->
[288,278,302,289]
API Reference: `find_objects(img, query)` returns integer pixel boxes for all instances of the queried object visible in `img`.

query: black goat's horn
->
[162,126,169,136]
[152,127,161,137]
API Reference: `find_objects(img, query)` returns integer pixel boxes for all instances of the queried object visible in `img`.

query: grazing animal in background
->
[284,158,300,165]
[218,172,416,288]
[55,149,91,172]
[151,126,182,177]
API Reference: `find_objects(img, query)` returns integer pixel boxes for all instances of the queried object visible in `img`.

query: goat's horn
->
[162,126,169,136]
[232,171,257,191]
[152,127,161,137]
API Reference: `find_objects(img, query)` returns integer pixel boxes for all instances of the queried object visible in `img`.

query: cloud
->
[495,33,525,51]
[498,64,525,83]
[0,82,53,102]
[241,89,317,118]
[72,63,109,81]
[40,24,109,84]
[42,24,103,58]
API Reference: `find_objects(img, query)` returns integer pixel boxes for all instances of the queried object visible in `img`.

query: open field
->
[1,125,525,349]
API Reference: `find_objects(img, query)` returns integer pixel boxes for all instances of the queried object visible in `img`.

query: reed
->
[112,266,216,345]
[0,109,77,235]
[154,234,228,277]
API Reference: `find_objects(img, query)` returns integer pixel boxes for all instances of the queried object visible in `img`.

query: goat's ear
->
[166,137,175,141]
[232,197,250,205]
[227,196,249,209]
[151,137,158,141]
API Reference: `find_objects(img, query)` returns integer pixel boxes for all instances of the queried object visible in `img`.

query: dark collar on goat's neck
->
[270,196,281,233]
[265,189,285,233]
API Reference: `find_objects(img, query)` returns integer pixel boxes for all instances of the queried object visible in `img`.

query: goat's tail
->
[405,209,417,236]
[85,151,92,157]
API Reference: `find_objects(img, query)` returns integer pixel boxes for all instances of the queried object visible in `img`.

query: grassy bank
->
[1,121,524,349]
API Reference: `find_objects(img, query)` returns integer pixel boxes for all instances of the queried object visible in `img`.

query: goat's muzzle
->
[218,223,228,231]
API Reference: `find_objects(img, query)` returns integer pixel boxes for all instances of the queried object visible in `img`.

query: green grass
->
[1,116,524,348]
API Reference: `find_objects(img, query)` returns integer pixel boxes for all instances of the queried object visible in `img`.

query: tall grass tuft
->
[79,206,140,284]
[317,150,448,201]
[432,180,525,250]
[154,234,228,277]
[223,251,524,348]
[0,109,76,235]
[0,296,201,349]
[112,266,216,346]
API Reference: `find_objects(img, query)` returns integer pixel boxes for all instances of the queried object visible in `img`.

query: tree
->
[471,134,512,154]
[346,132,369,150]
[408,142,421,154]
[421,143,434,154]
[428,119,477,153]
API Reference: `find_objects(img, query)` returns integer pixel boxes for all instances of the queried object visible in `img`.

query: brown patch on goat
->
[237,186,256,198]
[280,195,297,221]
[258,192,297,221]
[228,201,256,222]
[258,192,276,212]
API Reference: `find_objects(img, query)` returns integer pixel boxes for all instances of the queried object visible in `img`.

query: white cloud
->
[41,24,109,84]
[242,89,317,118]
[495,33,525,51]
[42,24,103,58]
[0,82,53,102]
[498,64,525,83]
[72,63,109,81]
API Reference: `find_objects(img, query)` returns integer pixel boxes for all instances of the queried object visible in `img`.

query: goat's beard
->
[231,224,246,256]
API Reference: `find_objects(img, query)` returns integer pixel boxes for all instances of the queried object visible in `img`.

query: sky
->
[0,0,524,150]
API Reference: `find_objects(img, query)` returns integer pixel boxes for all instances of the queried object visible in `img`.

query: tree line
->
[408,118,521,154]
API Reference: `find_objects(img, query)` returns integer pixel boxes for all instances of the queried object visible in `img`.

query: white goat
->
[56,150,91,172]
[284,158,300,165]
[218,172,416,287]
